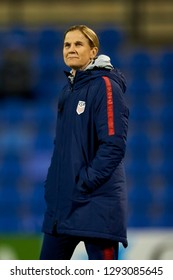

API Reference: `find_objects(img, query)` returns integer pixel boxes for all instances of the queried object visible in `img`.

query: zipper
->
[53,85,73,230]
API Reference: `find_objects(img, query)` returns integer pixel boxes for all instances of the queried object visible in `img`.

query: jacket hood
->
[65,54,127,93]
[85,54,114,71]
[86,54,127,94]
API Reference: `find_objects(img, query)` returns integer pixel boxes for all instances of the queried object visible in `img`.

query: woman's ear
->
[90,47,98,59]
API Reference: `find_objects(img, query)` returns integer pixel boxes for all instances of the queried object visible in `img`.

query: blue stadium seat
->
[127,50,153,78]
[98,27,124,54]
[129,103,152,123]
[160,79,173,104]
[34,53,60,80]
[34,79,60,100]
[127,131,152,161]
[160,50,173,79]
[126,161,153,187]
[0,216,20,232]
[0,100,29,124]
[128,184,153,208]
[33,131,53,152]
[149,202,173,227]
[0,186,21,220]
[128,79,152,104]
[157,160,173,185]
[128,206,150,227]
[30,102,56,128]
[159,133,173,159]
[1,26,29,50]
[0,153,23,181]
[159,105,173,132]
[36,27,63,54]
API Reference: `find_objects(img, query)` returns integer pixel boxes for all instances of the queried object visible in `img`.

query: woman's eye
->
[64,43,70,48]
[75,42,83,46]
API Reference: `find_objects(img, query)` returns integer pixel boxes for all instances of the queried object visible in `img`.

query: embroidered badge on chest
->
[76,101,86,115]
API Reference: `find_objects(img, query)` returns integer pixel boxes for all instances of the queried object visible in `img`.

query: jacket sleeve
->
[79,76,129,191]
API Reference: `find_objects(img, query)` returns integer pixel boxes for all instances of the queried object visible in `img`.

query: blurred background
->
[0,0,173,260]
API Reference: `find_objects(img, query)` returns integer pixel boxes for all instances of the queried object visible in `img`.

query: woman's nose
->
[69,44,76,52]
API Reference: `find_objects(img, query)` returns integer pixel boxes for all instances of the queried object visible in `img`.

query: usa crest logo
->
[76,101,86,115]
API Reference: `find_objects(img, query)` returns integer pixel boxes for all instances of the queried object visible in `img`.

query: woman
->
[40,25,129,260]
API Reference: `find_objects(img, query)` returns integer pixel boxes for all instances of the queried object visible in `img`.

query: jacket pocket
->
[73,176,91,202]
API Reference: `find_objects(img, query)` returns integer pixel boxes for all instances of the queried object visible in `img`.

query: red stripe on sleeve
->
[102,247,115,260]
[102,76,115,136]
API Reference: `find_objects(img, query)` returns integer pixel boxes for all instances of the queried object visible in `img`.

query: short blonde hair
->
[64,25,100,49]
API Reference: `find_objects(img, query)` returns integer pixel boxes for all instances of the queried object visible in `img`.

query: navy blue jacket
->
[42,66,129,247]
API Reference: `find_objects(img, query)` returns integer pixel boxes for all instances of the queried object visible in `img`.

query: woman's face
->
[63,30,98,74]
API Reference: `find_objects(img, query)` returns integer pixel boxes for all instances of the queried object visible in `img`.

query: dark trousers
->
[40,233,119,260]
